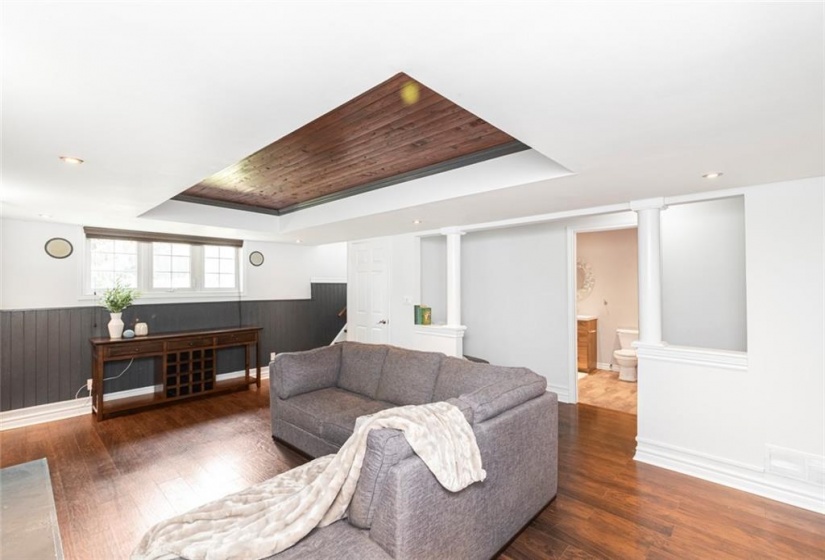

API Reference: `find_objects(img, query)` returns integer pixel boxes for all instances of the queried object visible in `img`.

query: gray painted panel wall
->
[0,283,345,411]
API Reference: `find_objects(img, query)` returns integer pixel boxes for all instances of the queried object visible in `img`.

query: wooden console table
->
[90,326,262,421]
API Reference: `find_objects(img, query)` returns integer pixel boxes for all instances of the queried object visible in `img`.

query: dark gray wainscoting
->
[0,283,346,412]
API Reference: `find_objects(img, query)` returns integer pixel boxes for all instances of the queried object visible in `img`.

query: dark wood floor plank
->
[1,383,823,560]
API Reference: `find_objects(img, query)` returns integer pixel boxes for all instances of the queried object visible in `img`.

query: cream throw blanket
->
[132,402,486,560]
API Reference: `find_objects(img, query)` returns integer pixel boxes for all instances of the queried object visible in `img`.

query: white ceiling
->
[2,2,823,244]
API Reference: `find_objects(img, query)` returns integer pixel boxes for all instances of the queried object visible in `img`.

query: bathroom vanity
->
[577,317,598,373]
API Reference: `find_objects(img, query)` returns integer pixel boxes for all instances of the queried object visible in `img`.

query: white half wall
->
[637,177,824,512]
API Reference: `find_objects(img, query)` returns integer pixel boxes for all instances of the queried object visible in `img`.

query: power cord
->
[74,358,135,399]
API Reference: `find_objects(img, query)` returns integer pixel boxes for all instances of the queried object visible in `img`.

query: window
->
[89,239,138,291]
[84,228,242,296]
[153,243,192,289]
[204,245,237,289]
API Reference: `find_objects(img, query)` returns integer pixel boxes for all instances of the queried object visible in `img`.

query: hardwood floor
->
[2,384,823,559]
[578,368,638,415]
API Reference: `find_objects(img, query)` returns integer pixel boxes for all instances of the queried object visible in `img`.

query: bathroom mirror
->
[577,260,594,301]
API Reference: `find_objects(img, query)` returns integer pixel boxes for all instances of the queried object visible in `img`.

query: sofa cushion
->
[338,343,389,399]
[375,347,442,406]
[433,356,529,402]
[461,373,547,423]
[348,428,415,529]
[278,388,394,446]
[273,344,341,399]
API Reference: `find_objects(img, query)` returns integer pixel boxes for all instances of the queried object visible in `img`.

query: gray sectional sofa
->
[268,342,558,560]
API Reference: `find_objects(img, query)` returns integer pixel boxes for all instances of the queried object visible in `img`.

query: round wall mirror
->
[249,251,265,266]
[576,260,594,301]
[44,237,73,259]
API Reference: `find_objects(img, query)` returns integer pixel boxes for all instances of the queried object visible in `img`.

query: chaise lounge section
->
[268,342,558,559]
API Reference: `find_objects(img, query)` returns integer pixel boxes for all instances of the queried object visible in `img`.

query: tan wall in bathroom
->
[576,228,639,367]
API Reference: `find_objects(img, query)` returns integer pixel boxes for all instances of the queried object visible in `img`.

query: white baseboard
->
[0,366,269,432]
[0,397,93,431]
[548,384,571,403]
[635,437,825,514]
[596,361,618,372]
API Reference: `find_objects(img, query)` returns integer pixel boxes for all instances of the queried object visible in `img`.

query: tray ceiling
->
[175,72,528,215]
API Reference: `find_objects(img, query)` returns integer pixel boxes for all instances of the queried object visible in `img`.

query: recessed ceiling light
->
[702,172,723,179]
[413,220,422,224]
[59,156,84,165]
[295,239,302,244]
[39,213,52,219]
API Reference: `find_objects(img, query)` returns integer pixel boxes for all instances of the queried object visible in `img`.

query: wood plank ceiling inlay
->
[175,72,528,214]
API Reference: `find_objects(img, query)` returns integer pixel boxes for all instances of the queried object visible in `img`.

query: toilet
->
[613,328,639,382]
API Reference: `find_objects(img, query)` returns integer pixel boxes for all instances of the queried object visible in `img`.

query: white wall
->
[661,196,747,351]
[243,239,347,300]
[420,235,447,325]
[0,218,347,310]
[0,219,86,309]
[461,222,570,392]
[576,228,639,365]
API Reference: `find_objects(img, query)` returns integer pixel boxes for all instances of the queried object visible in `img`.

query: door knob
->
[378,320,388,325]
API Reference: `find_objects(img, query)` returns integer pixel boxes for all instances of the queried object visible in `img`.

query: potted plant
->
[100,280,140,339]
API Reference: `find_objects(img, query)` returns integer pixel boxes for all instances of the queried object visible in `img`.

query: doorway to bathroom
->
[574,227,639,415]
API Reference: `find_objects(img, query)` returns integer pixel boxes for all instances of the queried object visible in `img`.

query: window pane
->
[120,272,138,287]
[114,240,137,253]
[90,238,138,290]
[115,253,137,272]
[171,273,189,288]
[172,256,189,272]
[205,259,219,273]
[172,243,190,256]
[153,242,171,255]
[204,246,219,258]
[220,246,234,259]
[219,274,235,288]
[219,258,234,274]
[154,273,170,288]
[204,273,219,288]
[91,239,113,252]
[154,255,171,273]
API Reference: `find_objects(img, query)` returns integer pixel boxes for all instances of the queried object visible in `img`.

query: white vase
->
[108,312,124,339]
[135,322,148,336]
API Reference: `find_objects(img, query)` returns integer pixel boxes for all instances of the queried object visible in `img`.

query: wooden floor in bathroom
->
[578,368,637,415]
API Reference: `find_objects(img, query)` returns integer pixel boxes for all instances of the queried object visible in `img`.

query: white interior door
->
[348,239,390,343]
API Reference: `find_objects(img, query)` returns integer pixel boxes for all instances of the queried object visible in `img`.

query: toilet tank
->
[616,328,639,349]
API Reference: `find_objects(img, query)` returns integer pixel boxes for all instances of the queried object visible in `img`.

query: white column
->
[442,227,465,327]
[630,198,667,345]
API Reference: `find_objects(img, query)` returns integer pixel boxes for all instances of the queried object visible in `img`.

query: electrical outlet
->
[86,378,93,393]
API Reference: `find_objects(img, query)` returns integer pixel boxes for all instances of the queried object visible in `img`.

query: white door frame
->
[565,215,638,403]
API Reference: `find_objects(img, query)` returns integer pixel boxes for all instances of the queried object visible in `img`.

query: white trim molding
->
[548,384,572,403]
[635,343,748,371]
[636,437,825,514]
[0,367,269,431]
[309,276,347,284]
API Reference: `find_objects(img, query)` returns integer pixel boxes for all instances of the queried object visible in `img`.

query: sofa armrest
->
[368,393,557,560]
[459,369,546,423]
[271,344,342,399]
